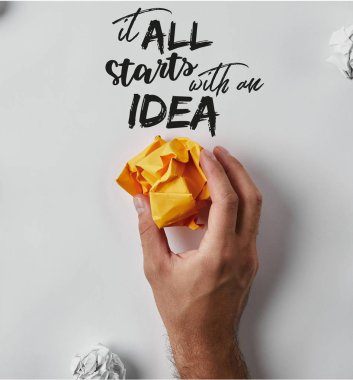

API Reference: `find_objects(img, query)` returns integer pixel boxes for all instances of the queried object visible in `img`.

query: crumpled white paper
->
[327,24,353,79]
[71,343,126,379]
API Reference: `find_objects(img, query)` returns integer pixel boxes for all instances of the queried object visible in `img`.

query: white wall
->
[0,2,353,378]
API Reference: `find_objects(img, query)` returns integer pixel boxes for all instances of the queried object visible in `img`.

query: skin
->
[133,146,262,379]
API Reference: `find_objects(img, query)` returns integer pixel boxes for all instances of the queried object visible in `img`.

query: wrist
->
[168,329,249,379]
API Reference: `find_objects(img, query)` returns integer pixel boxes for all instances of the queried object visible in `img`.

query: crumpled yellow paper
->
[116,136,210,229]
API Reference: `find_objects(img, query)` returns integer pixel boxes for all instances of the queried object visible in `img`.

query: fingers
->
[200,149,239,240]
[133,195,171,277]
[213,146,262,238]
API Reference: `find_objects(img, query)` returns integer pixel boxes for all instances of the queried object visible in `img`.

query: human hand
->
[133,146,262,379]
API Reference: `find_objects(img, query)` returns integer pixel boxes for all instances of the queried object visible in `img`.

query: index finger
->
[200,149,239,240]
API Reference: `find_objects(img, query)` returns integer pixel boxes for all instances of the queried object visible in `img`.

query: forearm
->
[169,331,249,379]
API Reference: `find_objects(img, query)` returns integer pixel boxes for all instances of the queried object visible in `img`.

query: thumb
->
[133,195,171,268]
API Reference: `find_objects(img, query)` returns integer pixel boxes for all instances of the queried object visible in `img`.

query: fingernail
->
[202,148,217,161]
[133,195,145,215]
[216,146,230,155]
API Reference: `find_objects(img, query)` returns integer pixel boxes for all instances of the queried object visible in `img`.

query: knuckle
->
[208,161,222,177]
[203,243,236,274]
[143,259,167,284]
[143,262,154,282]
[221,192,239,207]
[241,254,259,277]
[139,219,155,237]
[235,253,259,289]
[254,190,263,207]
[143,261,157,284]
[228,156,245,171]
[244,189,262,208]
[204,257,228,277]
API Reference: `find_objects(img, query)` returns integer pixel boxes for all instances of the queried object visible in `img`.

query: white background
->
[1,2,353,378]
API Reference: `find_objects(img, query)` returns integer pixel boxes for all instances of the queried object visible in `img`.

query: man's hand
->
[133,146,262,379]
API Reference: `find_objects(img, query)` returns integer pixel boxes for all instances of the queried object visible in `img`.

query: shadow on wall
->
[238,160,295,378]
[108,344,142,379]
[0,1,8,16]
